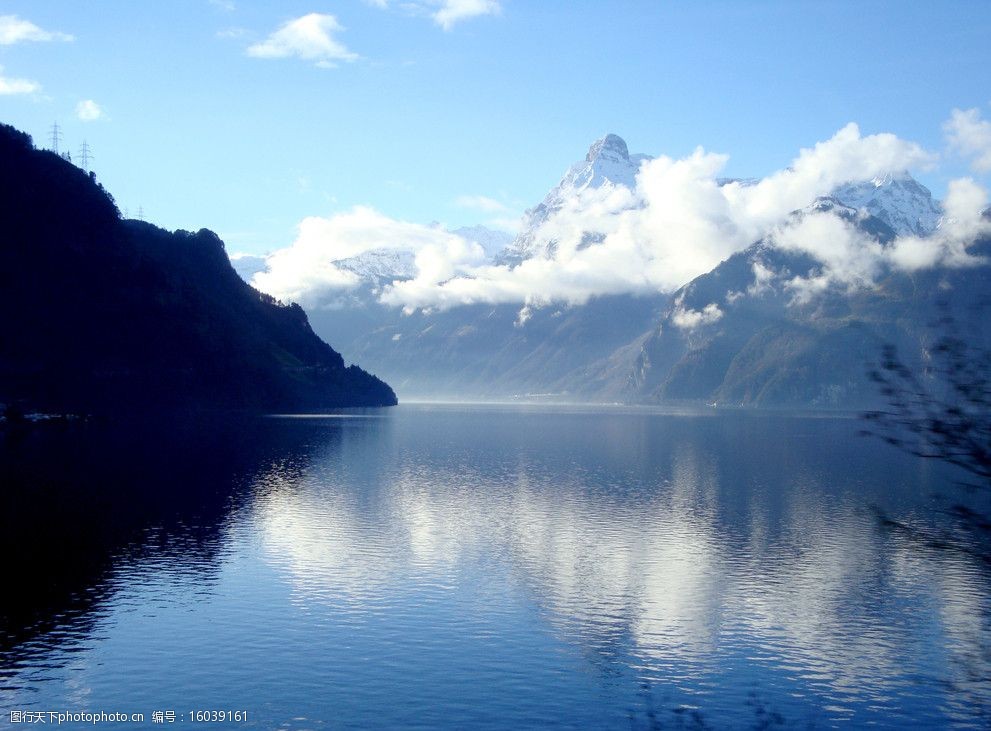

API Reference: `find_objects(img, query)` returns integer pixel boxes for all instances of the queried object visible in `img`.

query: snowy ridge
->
[232,135,946,298]
[565,134,645,191]
[802,195,860,218]
[500,133,650,262]
[832,172,941,236]
[499,134,943,266]
[336,248,417,281]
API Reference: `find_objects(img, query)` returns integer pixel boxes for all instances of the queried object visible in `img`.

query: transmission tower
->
[49,121,63,154]
[78,141,93,171]
[136,206,145,221]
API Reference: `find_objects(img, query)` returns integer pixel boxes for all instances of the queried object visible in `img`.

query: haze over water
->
[2,405,990,729]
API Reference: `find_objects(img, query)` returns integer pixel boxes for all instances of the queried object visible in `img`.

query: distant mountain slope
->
[282,135,664,400]
[620,204,991,408]
[305,135,959,405]
[0,122,396,413]
[228,131,975,407]
[307,292,666,401]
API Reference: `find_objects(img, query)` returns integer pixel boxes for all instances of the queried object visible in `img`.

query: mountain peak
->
[498,134,648,264]
[832,171,942,237]
[586,134,629,163]
[868,170,913,187]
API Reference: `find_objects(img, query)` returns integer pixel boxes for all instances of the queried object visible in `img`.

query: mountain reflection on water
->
[2,405,990,729]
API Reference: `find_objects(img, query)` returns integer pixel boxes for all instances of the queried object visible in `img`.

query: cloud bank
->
[247,13,358,67]
[0,15,72,45]
[0,65,39,95]
[771,179,988,304]
[945,107,991,173]
[250,118,990,314]
[251,207,486,306]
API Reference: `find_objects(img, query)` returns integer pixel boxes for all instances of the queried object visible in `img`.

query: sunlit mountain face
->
[235,131,987,407]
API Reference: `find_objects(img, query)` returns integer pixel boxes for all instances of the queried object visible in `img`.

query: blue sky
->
[1,1,990,255]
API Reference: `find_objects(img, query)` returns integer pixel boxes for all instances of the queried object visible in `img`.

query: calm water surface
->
[2,404,990,729]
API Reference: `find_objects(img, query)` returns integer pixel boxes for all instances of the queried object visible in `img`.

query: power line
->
[78,141,93,171]
[49,121,63,154]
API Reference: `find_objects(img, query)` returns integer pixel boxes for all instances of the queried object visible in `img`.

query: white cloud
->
[247,13,358,67]
[746,261,775,297]
[944,107,991,173]
[251,207,485,307]
[250,120,990,316]
[431,0,502,30]
[672,302,724,330]
[377,123,936,312]
[775,178,989,304]
[886,178,989,271]
[209,0,236,11]
[0,15,72,44]
[75,99,104,122]
[773,212,888,303]
[0,66,40,95]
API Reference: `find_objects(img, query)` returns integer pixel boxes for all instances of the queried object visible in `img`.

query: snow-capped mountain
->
[336,248,417,281]
[235,134,942,293]
[622,204,990,408]
[803,195,860,218]
[832,172,941,236]
[563,133,651,191]
[233,132,984,408]
[500,133,651,262]
[499,133,941,269]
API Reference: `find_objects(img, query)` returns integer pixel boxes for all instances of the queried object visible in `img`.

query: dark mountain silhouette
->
[0,122,396,413]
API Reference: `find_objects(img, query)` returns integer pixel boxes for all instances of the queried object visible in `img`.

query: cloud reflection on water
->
[248,409,991,726]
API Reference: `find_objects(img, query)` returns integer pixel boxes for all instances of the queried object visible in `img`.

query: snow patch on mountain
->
[832,172,942,236]
[500,133,651,262]
[336,248,417,281]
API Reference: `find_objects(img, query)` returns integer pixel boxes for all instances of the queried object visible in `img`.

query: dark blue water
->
[1,405,990,729]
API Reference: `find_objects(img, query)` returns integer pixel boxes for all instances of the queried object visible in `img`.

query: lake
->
[2,404,990,729]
